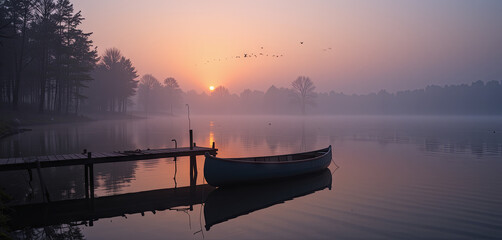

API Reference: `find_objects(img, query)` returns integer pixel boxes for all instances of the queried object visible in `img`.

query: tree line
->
[0,0,138,115]
[181,80,502,115]
[0,0,98,113]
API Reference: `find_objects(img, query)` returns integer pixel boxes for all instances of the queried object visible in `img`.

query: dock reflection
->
[204,169,333,230]
[8,184,215,230]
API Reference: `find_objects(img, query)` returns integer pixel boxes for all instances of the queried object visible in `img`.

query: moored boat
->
[204,145,332,187]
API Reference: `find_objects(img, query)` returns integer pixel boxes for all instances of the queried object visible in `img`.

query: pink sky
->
[73,0,502,94]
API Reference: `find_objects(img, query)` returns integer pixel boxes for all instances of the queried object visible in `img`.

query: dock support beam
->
[189,154,197,211]
[190,155,198,178]
[36,161,50,202]
[85,164,89,199]
[189,130,193,150]
[89,164,94,199]
[84,152,95,199]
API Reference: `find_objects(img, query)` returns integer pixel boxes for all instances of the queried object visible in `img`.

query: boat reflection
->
[204,169,333,230]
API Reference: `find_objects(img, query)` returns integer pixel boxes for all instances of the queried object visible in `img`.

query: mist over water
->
[1,115,501,239]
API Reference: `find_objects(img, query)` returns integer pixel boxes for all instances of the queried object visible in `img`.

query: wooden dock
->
[0,146,218,171]
[0,143,217,202]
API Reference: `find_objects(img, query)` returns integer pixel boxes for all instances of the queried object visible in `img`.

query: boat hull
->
[204,146,332,187]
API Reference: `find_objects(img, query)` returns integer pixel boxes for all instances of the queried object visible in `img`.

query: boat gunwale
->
[204,145,331,164]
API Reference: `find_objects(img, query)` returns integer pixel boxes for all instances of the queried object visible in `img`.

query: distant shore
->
[0,109,144,139]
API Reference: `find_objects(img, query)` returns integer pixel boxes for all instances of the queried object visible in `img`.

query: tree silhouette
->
[88,48,138,112]
[138,74,161,115]
[2,0,34,110]
[0,0,97,114]
[163,77,182,115]
[291,76,316,115]
[212,86,230,97]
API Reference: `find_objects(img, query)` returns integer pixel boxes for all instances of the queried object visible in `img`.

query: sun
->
[209,86,215,91]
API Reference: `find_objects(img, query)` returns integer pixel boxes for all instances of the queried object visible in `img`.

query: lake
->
[1,115,501,239]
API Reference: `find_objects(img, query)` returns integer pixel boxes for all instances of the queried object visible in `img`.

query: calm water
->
[1,116,501,239]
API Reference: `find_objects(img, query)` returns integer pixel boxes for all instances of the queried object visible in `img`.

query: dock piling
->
[190,155,198,178]
[89,164,94,199]
[189,130,193,150]
[85,164,89,199]
[27,168,33,181]
[36,160,50,202]
[86,152,95,199]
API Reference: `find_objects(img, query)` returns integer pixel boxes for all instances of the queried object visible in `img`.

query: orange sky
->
[73,0,502,94]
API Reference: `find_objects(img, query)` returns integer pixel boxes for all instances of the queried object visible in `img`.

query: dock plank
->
[12,158,23,164]
[67,154,80,160]
[22,157,36,164]
[38,156,50,162]
[71,154,85,160]
[92,152,107,158]
[101,152,117,157]
[59,154,73,160]
[61,154,75,160]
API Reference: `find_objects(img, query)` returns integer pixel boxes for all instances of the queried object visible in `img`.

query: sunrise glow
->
[209,86,215,91]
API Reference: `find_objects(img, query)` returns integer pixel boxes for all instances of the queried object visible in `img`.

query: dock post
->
[212,142,215,149]
[189,154,197,211]
[189,130,193,150]
[27,168,33,181]
[190,155,198,177]
[86,152,95,226]
[36,160,50,202]
[84,164,89,199]
[88,152,94,199]
[89,164,94,199]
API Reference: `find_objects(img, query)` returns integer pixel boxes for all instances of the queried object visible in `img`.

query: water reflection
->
[12,223,84,240]
[8,184,215,230]
[204,169,333,230]
[8,169,333,238]
[1,116,501,239]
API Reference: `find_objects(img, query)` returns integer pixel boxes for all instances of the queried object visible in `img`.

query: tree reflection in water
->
[12,223,84,240]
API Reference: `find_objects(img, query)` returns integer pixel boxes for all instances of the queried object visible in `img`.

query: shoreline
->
[0,110,144,139]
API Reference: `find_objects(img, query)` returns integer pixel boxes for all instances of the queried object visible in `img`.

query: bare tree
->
[138,74,160,115]
[212,86,230,98]
[163,77,181,115]
[291,76,316,115]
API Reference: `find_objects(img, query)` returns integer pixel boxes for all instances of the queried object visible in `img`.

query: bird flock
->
[200,42,333,65]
